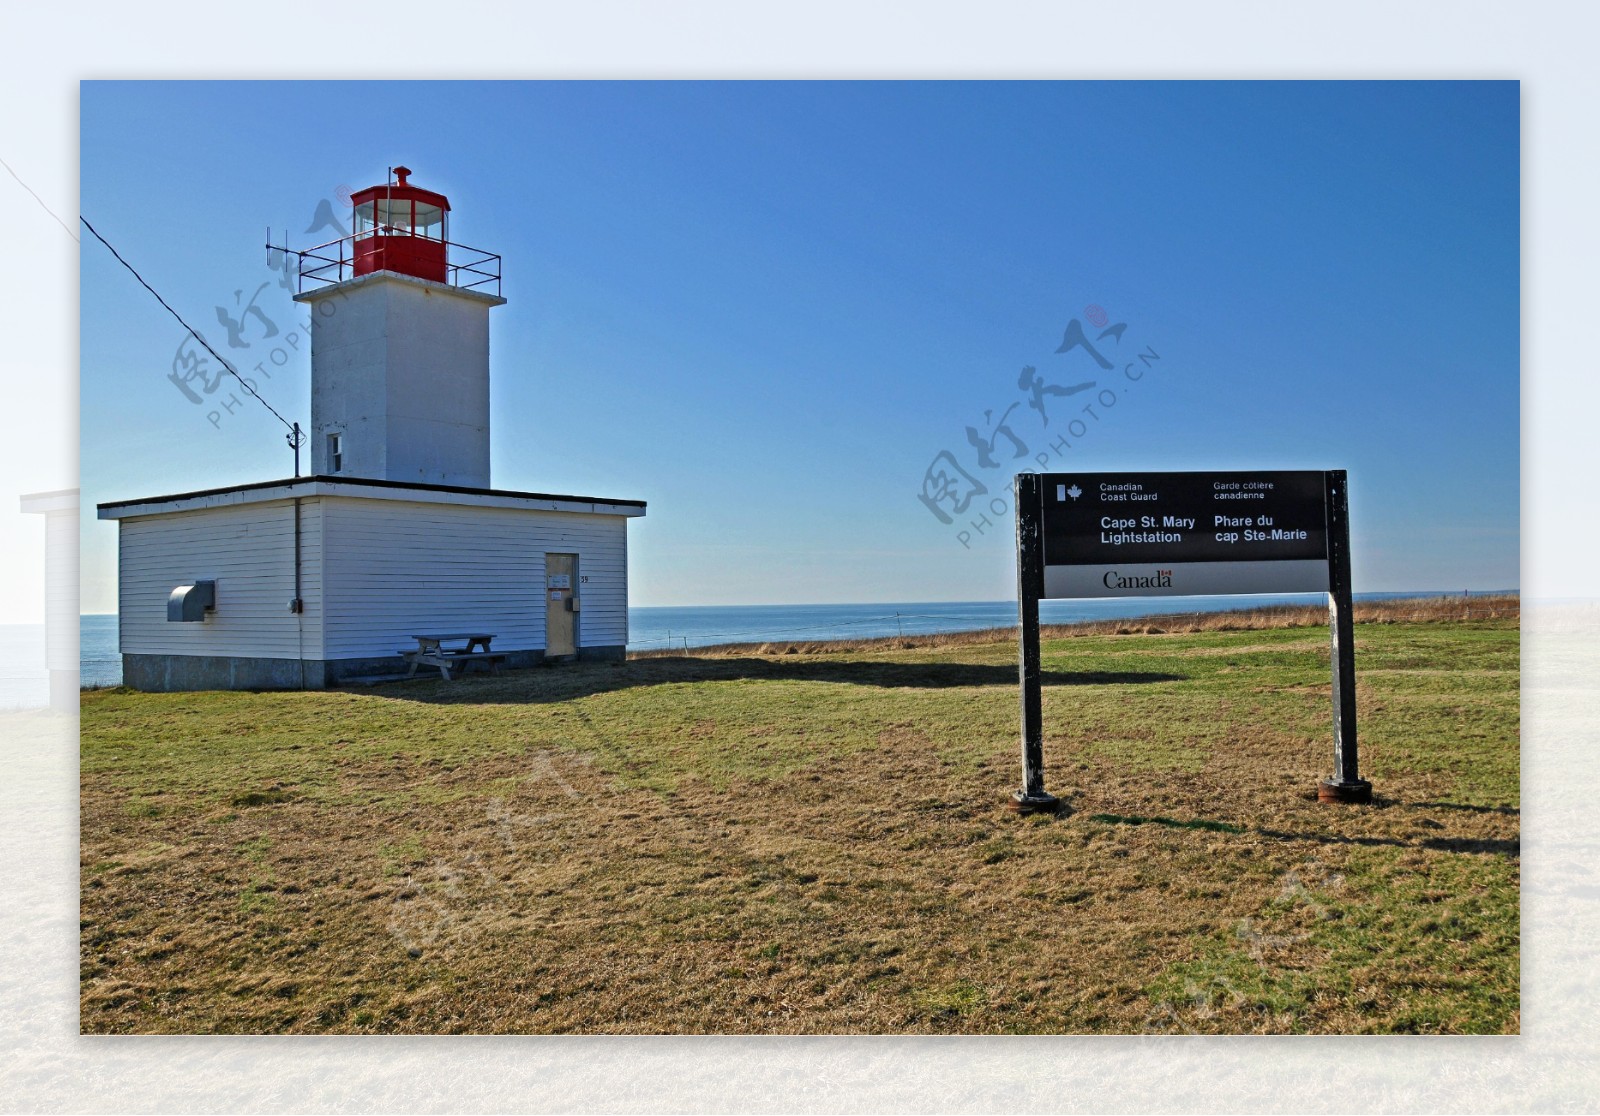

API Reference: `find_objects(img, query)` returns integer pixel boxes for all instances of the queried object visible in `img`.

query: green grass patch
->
[910,978,987,1018]
[1146,844,1519,1034]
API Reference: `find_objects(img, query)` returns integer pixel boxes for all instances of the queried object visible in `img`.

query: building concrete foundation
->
[119,648,627,692]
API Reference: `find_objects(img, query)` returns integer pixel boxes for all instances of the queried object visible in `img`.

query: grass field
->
[79,601,1519,1034]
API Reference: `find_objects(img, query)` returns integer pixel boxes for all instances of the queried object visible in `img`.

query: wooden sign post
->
[1010,472,1060,813]
[1319,470,1370,802]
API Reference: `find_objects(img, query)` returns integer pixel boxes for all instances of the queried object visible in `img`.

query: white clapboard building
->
[98,167,645,690]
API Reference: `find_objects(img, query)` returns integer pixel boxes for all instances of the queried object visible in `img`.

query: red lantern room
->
[350,166,450,283]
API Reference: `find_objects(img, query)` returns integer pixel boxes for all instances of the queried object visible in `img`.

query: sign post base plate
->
[1317,778,1373,804]
[1008,791,1062,815]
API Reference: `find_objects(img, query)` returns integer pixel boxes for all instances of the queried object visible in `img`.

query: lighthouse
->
[97,167,646,691]
[301,167,497,488]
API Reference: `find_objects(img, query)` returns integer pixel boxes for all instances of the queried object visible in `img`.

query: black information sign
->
[1007,469,1370,814]
[1039,470,1330,598]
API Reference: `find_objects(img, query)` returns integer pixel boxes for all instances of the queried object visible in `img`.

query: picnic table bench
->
[401,633,507,680]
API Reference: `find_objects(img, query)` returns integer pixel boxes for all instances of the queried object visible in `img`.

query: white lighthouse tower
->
[300,167,500,487]
[98,166,646,691]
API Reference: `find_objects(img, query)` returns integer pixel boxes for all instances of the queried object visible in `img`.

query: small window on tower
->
[329,433,343,473]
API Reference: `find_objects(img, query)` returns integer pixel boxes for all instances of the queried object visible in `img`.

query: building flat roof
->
[21,489,79,514]
[292,268,507,307]
[97,475,647,520]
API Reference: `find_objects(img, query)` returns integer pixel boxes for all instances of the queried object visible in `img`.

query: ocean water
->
[69,590,1483,691]
[81,614,121,688]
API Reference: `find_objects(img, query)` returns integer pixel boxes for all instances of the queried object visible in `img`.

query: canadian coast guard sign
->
[1041,470,1330,598]
[1009,468,1371,812]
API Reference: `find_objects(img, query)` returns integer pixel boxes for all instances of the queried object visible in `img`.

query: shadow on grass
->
[1087,814,1520,858]
[1408,800,1520,817]
[1090,812,1245,834]
[1255,827,1520,858]
[356,656,1188,705]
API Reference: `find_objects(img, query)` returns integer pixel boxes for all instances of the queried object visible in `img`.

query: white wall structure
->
[98,478,644,690]
[20,489,80,711]
[319,497,629,660]
[114,496,325,662]
[300,272,504,488]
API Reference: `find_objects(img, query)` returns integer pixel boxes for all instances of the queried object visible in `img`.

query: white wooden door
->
[545,554,577,658]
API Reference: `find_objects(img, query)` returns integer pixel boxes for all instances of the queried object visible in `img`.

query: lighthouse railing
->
[448,245,502,294]
[277,228,502,298]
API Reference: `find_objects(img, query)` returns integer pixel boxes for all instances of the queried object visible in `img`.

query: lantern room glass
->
[351,196,446,241]
[414,204,444,241]
[375,197,412,233]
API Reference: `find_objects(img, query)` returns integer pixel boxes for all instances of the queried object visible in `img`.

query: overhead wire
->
[0,153,78,241]
[79,215,300,437]
[3,157,299,444]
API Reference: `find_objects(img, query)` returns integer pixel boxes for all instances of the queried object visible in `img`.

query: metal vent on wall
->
[167,580,216,622]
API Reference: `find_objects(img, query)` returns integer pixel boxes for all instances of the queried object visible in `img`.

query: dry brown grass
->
[79,613,1518,1034]
[634,594,1520,659]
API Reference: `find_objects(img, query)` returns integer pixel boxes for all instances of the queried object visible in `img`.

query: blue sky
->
[79,80,1519,611]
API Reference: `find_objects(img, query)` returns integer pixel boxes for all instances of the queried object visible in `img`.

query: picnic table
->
[402,633,506,680]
